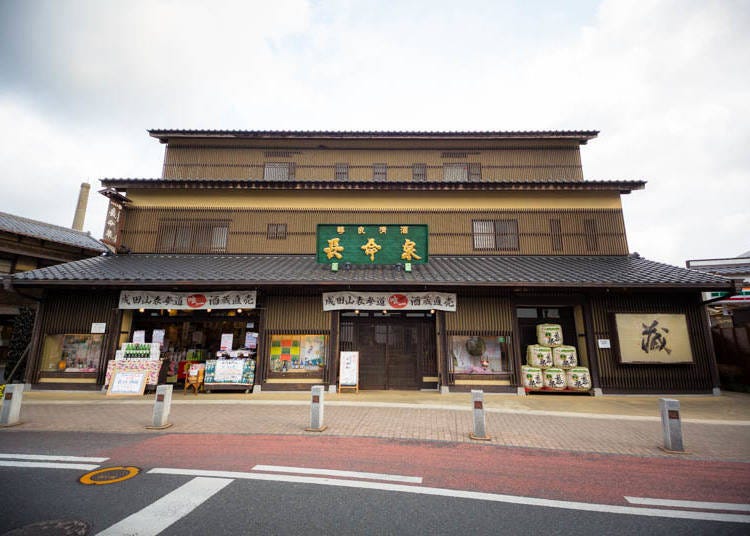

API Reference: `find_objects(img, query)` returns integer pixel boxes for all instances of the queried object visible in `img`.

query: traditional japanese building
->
[1,209,107,381]
[11,130,732,393]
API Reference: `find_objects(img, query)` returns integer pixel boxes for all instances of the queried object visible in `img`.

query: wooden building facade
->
[12,130,732,394]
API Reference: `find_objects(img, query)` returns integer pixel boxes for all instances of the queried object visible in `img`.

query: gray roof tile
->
[0,211,108,252]
[11,254,732,289]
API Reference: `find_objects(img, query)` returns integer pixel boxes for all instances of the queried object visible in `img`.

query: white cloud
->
[0,0,747,264]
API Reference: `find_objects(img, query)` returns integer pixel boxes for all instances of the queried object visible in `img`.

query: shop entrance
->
[340,312,436,389]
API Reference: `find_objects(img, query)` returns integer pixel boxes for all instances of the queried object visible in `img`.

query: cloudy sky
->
[0,0,747,266]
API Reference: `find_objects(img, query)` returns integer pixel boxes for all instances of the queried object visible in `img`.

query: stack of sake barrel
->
[522,323,591,392]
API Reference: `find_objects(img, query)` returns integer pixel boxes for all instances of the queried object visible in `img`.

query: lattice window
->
[472,219,519,250]
[263,162,295,181]
[157,220,229,253]
[267,223,288,240]
[373,163,387,182]
[443,163,468,182]
[550,219,563,251]
[412,163,426,182]
[584,219,598,251]
[335,163,349,181]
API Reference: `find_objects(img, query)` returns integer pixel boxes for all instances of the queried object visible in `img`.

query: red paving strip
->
[97,434,750,507]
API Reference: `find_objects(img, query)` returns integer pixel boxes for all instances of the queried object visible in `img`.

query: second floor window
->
[373,163,387,182]
[472,219,519,250]
[584,219,598,251]
[267,223,288,240]
[157,220,229,253]
[444,163,481,182]
[335,163,349,181]
[412,163,426,182]
[550,219,563,251]
[264,162,295,181]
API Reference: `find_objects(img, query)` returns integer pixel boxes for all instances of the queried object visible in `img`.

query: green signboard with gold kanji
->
[316,224,428,265]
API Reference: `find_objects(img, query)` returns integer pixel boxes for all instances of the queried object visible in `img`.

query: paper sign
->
[107,371,147,396]
[339,351,359,387]
[152,329,165,348]
[220,333,234,352]
[598,339,611,349]
[132,330,146,344]
[91,323,106,334]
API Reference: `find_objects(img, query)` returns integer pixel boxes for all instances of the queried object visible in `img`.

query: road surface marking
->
[0,453,109,463]
[625,496,750,512]
[0,461,100,471]
[148,467,750,524]
[252,464,422,483]
[96,477,232,536]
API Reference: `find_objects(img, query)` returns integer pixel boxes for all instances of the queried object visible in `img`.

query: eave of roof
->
[99,178,646,194]
[148,129,599,143]
[0,211,108,253]
[11,254,731,291]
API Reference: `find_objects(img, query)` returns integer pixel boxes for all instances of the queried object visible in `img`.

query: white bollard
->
[306,385,327,432]
[659,398,685,452]
[1,384,25,427]
[469,390,490,441]
[146,385,173,429]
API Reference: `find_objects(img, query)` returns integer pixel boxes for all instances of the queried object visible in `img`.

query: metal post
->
[659,398,685,452]
[1,384,25,427]
[146,385,173,429]
[306,385,327,432]
[469,390,490,441]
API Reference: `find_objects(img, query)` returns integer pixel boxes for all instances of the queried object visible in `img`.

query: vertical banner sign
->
[317,224,428,265]
[102,199,124,248]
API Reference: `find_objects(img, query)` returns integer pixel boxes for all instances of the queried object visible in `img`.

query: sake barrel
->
[537,324,563,347]
[553,346,578,369]
[543,367,567,390]
[521,365,543,390]
[567,367,592,391]
[526,345,553,368]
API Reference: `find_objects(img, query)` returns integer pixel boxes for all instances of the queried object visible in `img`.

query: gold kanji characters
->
[324,238,344,259]
[361,238,382,262]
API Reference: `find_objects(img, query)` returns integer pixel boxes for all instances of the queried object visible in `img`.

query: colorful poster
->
[270,335,327,372]
[204,359,254,385]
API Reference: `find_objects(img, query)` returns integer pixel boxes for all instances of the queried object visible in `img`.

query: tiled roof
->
[99,178,645,193]
[0,211,108,252]
[11,254,731,290]
[148,129,599,141]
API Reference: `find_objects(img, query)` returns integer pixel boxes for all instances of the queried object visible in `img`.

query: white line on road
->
[148,467,750,524]
[0,453,110,463]
[625,496,750,512]
[252,464,422,483]
[96,477,233,536]
[0,461,100,471]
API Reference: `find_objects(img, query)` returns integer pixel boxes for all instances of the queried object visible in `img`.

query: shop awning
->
[11,253,732,290]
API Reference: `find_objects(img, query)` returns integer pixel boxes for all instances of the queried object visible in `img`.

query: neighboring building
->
[686,252,750,391]
[686,252,750,328]
[11,130,732,393]
[1,209,107,379]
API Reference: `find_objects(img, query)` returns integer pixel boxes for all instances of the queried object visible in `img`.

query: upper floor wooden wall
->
[161,142,584,182]
[120,206,628,257]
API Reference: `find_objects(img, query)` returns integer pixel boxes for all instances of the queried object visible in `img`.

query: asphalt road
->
[1,431,748,535]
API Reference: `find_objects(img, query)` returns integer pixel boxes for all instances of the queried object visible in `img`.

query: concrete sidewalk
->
[2,388,750,462]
